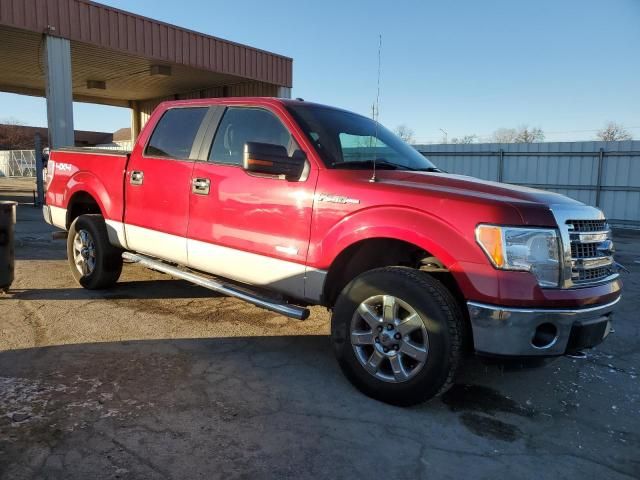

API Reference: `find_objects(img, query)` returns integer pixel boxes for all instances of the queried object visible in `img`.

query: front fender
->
[315,206,485,268]
[311,206,504,301]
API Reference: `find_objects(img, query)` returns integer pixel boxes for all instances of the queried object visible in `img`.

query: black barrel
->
[0,201,17,292]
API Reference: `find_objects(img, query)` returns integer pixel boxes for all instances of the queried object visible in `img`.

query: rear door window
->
[145,107,208,159]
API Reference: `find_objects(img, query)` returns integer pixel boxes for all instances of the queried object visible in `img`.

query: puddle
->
[441,384,535,417]
[441,384,535,442]
[459,412,523,442]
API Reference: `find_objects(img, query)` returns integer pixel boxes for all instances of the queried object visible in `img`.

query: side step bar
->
[122,252,310,320]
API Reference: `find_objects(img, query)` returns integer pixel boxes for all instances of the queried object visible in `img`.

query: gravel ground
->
[1,177,638,479]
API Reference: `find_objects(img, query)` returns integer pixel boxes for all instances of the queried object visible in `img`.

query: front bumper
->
[467,297,620,356]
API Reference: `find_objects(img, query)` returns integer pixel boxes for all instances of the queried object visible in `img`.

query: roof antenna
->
[369,34,382,183]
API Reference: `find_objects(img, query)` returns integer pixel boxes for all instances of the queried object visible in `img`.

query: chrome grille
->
[567,219,607,233]
[571,242,599,259]
[576,266,612,282]
[566,218,614,285]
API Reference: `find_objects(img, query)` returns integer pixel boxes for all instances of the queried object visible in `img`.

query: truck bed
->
[45,147,131,228]
[54,146,131,156]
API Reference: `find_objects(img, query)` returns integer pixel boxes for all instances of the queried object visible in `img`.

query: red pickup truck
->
[43,97,622,405]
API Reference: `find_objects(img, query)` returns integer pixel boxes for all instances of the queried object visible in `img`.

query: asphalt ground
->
[0,177,638,479]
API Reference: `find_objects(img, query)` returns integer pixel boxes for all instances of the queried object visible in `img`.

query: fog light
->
[531,323,558,349]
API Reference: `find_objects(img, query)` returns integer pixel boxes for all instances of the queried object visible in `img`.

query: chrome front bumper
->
[467,297,620,356]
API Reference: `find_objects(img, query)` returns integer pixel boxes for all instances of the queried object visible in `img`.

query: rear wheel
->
[331,267,464,406]
[67,214,123,289]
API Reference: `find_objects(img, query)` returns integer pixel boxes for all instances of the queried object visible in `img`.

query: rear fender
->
[64,171,113,222]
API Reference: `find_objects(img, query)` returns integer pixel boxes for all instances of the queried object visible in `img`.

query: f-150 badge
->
[317,193,360,205]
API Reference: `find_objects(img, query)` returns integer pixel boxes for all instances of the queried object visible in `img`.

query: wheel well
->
[323,238,464,307]
[66,192,102,228]
[323,237,472,352]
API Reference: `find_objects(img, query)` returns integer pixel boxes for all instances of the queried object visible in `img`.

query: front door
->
[187,106,317,299]
[124,106,209,264]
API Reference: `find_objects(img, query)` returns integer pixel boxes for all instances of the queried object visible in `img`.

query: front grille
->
[567,219,607,233]
[566,218,614,285]
[576,266,613,282]
[571,242,598,259]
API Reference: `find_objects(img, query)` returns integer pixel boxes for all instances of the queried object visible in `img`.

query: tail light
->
[44,159,55,192]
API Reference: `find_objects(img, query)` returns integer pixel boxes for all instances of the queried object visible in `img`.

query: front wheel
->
[67,214,123,289]
[331,267,465,406]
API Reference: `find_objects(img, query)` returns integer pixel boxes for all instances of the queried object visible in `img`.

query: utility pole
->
[34,133,44,207]
[440,128,448,144]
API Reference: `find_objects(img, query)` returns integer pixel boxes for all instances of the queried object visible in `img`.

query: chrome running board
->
[122,252,310,320]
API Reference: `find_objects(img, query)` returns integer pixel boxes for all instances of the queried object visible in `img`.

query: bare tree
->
[492,128,518,143]
[450,135,477,144]
[514,126,544,143]
[0,119,33,150]
[596,122,632,141]
[394,124,415,144]
[493,126,544,143]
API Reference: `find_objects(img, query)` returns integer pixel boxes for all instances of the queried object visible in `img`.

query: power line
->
[413,126,640,143]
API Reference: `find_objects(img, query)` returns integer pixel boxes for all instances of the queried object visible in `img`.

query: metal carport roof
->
[0,0,293,107]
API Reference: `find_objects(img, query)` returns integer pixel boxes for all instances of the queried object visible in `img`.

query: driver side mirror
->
[243,142,306,181]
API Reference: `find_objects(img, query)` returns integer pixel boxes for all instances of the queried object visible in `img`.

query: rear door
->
[187,105,318,299]
[124,106,209,264]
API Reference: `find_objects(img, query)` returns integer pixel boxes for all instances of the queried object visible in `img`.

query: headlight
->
[475,224,560,287]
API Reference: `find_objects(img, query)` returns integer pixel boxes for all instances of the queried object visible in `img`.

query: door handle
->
[130,170,144,185]
[192,177,210,195]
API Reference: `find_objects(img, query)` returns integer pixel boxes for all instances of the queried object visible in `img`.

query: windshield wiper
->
[332,159,406,170]
[332,160,444,173]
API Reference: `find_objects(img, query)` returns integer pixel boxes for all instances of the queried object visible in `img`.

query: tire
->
[67,214,123,289]
[331,267,464,406]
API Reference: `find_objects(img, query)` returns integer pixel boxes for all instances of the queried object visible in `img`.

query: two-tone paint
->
[44,98,622,353]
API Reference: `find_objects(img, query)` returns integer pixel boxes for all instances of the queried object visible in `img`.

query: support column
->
[130,100,141,143]
[277,86,292,99]
[43,35,74,148]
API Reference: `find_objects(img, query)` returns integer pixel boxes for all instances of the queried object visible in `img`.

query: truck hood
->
[383,170,582,207]
[373,170,586,226]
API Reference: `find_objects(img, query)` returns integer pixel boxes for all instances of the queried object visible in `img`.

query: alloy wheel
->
[350,295,429,383]
[72,229,96,276]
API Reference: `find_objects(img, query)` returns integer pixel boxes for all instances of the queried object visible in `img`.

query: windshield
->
[286,104,438,171]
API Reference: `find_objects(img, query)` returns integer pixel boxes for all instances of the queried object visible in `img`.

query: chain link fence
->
[0,150,36,177]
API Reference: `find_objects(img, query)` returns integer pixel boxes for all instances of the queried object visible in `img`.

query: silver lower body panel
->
[42,205,52,225]
[467,297,620,356]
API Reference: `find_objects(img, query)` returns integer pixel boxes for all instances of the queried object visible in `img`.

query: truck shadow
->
[0,336,541,433]
[1,338,637,478]
[8,279,224,301]
[15,244,67,261]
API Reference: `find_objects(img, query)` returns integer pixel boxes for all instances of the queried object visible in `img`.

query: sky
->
[0,0,638,143]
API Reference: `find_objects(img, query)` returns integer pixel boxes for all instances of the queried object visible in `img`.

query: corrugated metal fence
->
[415,141,640,229]
[0,150,36,177]
[94,142,134,151]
